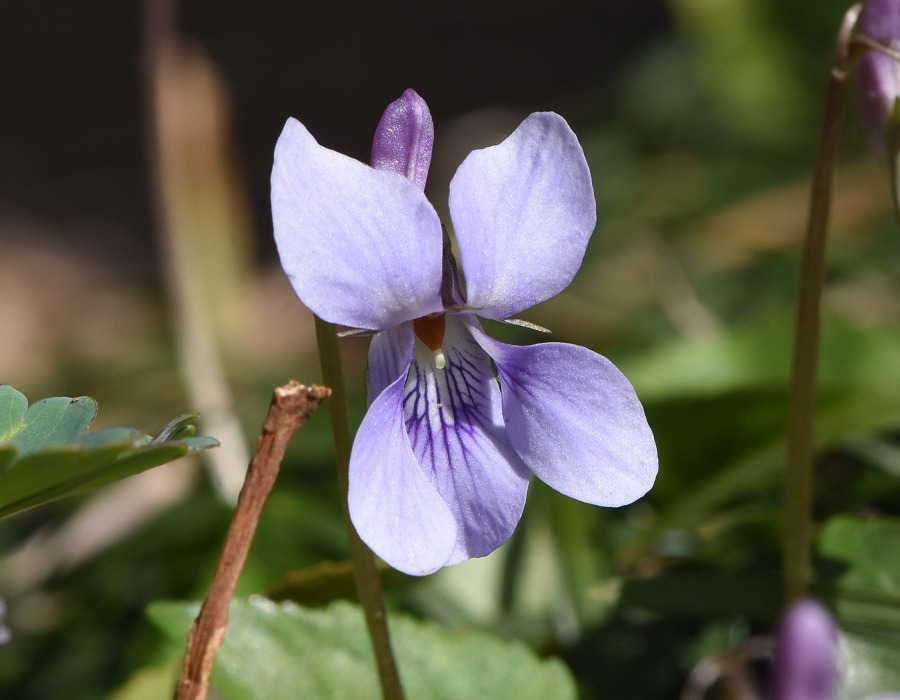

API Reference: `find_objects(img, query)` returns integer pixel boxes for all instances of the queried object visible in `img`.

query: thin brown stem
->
[783,4,860,604]
[314,316,406,700]
[175,382,331,700]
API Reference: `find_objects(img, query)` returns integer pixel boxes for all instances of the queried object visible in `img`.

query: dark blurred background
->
[0,0,670,271]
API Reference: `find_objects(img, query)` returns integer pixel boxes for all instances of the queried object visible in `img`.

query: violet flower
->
[771,598,837,700]
[272,90,658,575]
[857,0,900,162]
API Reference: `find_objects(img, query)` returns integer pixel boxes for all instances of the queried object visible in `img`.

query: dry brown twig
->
[175,381,331,700]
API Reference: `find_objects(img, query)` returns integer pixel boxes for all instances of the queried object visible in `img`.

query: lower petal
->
[349,371,458,576]
[471,324,658,507]
[404,315,530,564]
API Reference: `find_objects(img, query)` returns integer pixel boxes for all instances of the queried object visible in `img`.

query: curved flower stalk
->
[272,90,658,575]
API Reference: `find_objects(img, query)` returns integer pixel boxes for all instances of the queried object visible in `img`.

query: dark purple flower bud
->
[771,598,837,700]
[857,0,900,161]
[371,89,434,190]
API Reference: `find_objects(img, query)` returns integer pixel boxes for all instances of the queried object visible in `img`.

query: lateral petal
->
[404,315,530,564]
[366,323,415,405]
[448,112,596,320]
[272,118,444,330]
[471,325,657,507]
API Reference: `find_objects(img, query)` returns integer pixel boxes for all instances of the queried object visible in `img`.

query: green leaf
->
[0,385,218,519]
[819,516,900,597]
[838,631,900,700]
[148,599,577,700]
[817,516,900,699]
[0,384,28,441]
[3,392,98,453]
[108,662,181,700]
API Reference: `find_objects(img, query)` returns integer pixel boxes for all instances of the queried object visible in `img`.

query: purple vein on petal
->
[402,315,529,564]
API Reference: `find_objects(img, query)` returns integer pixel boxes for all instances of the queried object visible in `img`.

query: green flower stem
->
[314,316,406,700]
[783,4,859,604]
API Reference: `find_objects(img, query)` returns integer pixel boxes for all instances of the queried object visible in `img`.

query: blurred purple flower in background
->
[0,597,10,646]
[272,90,657,575]
[771,598,837,700]
[857,0,900,162]
[769,598,900,700]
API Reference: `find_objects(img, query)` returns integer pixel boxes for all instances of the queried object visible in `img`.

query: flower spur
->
[272,90,658,575]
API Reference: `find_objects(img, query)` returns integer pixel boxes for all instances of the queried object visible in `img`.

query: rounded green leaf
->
[148,599,577,700]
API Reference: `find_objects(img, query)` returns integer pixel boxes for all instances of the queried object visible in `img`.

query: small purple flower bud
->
[771,598,837,700]
[857,0,900,161]
[371,89,434,190]
[0,597,10,646]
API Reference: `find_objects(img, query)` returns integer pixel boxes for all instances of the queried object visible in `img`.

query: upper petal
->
[371,89,434,190]
[471,325,657,507]
[403,315,530,564]
[349,369,458,576]
[448,113,596,320]
[272,118,444,330]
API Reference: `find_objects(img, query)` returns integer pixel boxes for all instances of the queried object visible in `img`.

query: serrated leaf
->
[0,385,218,519]
[148,599,577,700]
[5,395,98,453]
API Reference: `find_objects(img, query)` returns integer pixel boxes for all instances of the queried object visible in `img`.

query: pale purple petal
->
[448,112,596,320]
[371,89,434,190]
[772,598,837,700]
[366,323,415,405]
[349,370,457,576]
[470,324,657,506]
[272,118,443,330]
[404,315,530,563]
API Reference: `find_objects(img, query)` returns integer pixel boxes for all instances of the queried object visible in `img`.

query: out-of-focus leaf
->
[620,571,781,621]
[0,385,218,519]
[838,631,900,700]
[108,662,180,700]
[148,598,577,700]
[627,389,900,563]
[266,560,413,607]
[624,315,900,402]
[817,516,900,699]
[819,516,900,596]
[668,0,805,145]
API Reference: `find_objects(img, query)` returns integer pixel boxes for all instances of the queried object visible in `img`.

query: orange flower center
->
[413,313,447,369]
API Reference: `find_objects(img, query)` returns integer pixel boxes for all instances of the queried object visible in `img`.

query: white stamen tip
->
[433,348,446,370]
